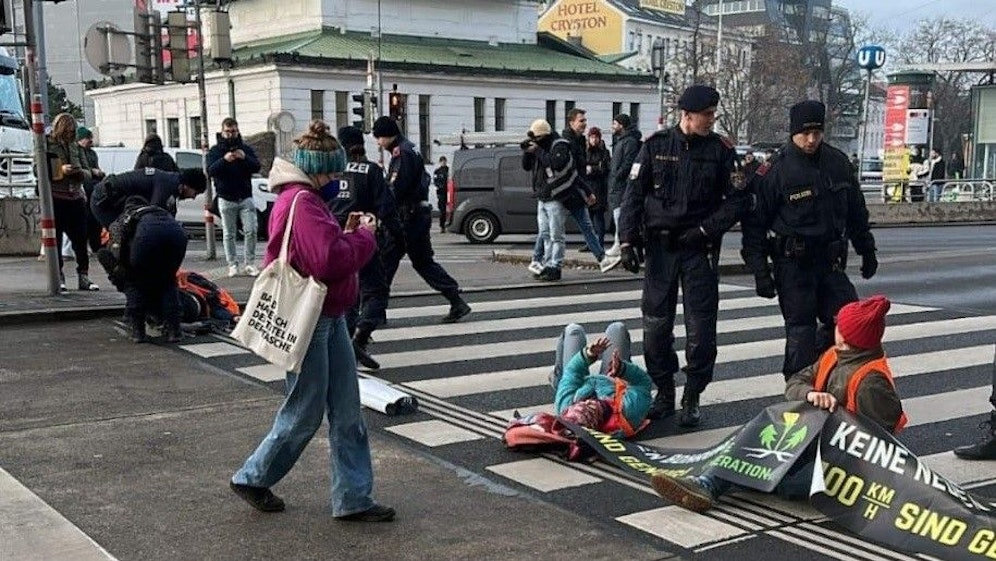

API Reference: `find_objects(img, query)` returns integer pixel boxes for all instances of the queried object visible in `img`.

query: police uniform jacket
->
[93,168,183,226]
[741,142,875,276]
[386,137,428,208]
[618,126,744,244]
[331,158,402,238]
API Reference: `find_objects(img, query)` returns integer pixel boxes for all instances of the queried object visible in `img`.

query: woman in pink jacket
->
[230,120,394,522]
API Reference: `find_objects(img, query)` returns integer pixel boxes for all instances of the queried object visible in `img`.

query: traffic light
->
[1,0,12,35]
[351,92,365,130]
[388,91,403,121]
[167,11,191,83]
[133,8,163,84]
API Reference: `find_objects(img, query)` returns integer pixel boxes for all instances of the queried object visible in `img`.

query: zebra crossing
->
[175,280,996,560]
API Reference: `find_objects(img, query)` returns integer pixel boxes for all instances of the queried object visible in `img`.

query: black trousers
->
[380,207,460,302]
[641,241,720,397]
[346,245,391,336]
[83,183,103,252]
[53,197,90,275]
[774,257,858,379]
[436,191,447,230]
[124,218,188,328]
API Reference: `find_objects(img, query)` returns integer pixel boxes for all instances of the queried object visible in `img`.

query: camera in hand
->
[520,138,536,150]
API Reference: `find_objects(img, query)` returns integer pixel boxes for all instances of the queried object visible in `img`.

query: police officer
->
[741,100,878,380]
[91,168,207,228]
[332,125,403,370]
[618,85,748,427]
[372,116,471,323]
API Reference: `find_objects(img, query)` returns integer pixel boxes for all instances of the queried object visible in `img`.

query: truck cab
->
[0,47,36,199]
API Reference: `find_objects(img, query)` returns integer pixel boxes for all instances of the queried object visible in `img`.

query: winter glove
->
[860,252,878,279]
[621,244,643,274]
[754,274,776,299]
[678,226,709,249]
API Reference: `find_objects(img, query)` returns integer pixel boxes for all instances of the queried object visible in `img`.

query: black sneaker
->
[954,414,996,460]
[647,392,675,420]
[441,299,471,323]
[353,340,381,370]
[78,273,99,291]
[678,390,702,428]
[537,267,562,282]
[335,503,396,522]
[229,481,286,512]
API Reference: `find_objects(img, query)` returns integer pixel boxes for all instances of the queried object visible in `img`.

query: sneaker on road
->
[651,474,714,513]
[229,481,285,512]
[599,255,622,273]
[227,265,240,278]
[605,244,621,257]
[244,264,260,277]
[78,273,99,291]
[335,503,396,522]
[538,266,562,282]
[527,261,544,276]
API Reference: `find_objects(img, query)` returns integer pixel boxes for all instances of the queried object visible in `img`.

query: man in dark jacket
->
[741,100,877,381]
[607,114,641,257]
[618,85,748,426]
[206,117,262,278]
[562,109,617,271]
[373,116,471,324]
[91,167,206,228]
[523,119,572,281]
[76,126,106,252]
[134,133,179,172]
[585,127,611,247]
[433,156,449,233]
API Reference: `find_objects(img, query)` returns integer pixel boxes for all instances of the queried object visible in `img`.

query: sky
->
[832,0,996,33]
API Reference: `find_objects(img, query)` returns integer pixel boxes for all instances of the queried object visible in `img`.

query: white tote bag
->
[231,191,327,374]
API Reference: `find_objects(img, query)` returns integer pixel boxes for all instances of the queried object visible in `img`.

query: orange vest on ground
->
[601,378,650,438]
[813,348,908,434]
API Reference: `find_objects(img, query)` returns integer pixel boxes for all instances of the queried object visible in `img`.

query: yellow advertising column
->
[538,0,625,56]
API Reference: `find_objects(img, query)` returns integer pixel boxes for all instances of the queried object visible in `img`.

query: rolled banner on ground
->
[358,378,419,416]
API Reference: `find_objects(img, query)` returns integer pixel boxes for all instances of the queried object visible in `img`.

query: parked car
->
[445,146,610,244]
[92,146,275,235]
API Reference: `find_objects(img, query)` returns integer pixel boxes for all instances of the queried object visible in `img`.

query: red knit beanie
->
[836,295,891,349]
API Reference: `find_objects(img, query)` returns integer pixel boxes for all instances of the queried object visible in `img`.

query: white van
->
[92,146,275,231]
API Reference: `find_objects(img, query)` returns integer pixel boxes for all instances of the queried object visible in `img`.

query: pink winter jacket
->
[264,158,376,317]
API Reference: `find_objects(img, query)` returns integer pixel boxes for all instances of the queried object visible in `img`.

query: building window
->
[310,90,324,122]
[494,97,506,132]
[335,91,349,129]
[144,119,157,137]
[564,100,575,124]
[474,97,485,132]
[612,102,622,120]
[189,116,201,149]
[629,103,640,127]
[546,100,557,130]
[419,95,431,158]
[166,118,180,148]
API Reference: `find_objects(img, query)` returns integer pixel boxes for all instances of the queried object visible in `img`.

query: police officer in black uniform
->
[91,167,207,228]
[372,116,471,323]
[741,100,878,380]
[618,85,748,427]
[332,125,403,370]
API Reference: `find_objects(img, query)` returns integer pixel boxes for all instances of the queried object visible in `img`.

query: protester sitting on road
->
[552,322,653,438]
[651,295,907,512]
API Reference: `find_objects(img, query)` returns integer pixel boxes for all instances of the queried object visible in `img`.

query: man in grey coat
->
[606,114,642,257]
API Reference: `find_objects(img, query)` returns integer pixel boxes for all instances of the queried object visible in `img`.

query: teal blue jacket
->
[554,350,653,435]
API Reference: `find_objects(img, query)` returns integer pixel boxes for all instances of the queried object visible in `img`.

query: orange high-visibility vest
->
[603,377,650,438]
[813,348,908,434]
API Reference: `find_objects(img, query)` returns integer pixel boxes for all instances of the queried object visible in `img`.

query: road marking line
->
[384,420,485,447]
[486,458,602,492]
[179,342,248,358]
[616,505,748,548]
[236,364,286,382]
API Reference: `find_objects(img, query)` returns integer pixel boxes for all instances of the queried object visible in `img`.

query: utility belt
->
[398,200,433,217]
[647,227,714,252]
[769,235,848,270]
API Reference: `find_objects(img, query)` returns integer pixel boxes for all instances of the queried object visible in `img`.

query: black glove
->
[860,252,878,279]
[754,274,776,299]
[678,226,708,249]
[621,245,643,274]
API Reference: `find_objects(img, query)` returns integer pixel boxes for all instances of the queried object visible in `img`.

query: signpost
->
[856,44,886,172]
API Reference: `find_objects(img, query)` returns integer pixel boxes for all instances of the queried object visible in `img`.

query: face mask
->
[319,178,342,202]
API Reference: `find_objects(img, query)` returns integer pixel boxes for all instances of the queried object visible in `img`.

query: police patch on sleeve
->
[628,163,641,180]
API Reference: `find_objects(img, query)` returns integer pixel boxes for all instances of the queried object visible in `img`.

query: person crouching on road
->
[229,119,395,522]
[552,322,653,437]
[651,295,906,513]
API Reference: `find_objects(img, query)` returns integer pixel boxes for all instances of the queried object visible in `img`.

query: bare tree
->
[743,28,810,144]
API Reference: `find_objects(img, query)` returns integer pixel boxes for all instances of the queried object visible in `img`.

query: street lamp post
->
[192,0,215,259]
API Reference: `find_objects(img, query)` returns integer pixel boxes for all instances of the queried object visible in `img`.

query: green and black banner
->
[567,402,996,560]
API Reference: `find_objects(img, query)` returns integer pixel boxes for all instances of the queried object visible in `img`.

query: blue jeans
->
[232,315,376,517]
[551,322,632,389]
[927,182,944,202]
[219,196,257,267]
[611,207,621,249]
[569,205,604,260]
[535,200,567,269]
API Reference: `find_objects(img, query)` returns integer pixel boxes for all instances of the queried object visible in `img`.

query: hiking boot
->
[647,391,675,420]
[679,389,702,428]
[78,273,99,291]
[441,298,471,324]
[651,473,714,513]
[229,481,285,512]
[335,503,396,522]
[537,266,562,282]
[955,413,996,460]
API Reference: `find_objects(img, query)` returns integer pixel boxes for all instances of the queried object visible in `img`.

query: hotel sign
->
[639,0,685,16]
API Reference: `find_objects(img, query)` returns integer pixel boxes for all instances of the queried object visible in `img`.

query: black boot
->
[678,388,702,428]
[647,380,676,420]
[129,317,147,344]
[353,329,380,370]
[954,413,996,460]
[164,323,182,343]
[441,297,471,324]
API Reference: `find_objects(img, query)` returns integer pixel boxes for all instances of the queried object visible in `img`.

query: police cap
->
[678,85,720,113]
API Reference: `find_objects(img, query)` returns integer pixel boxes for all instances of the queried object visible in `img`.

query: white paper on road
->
[359,378,418,416]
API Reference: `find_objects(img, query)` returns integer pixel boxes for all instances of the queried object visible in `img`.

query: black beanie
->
[179,168,207,194]
[337,125,365,149]
[613,113,632,129]
[678,85,720,112]
[372,116,401,138]
[790,100,826,135]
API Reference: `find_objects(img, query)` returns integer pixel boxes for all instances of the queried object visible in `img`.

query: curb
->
[490,250,750,276]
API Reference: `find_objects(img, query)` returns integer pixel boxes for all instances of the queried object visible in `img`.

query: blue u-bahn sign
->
[857,45,886,70]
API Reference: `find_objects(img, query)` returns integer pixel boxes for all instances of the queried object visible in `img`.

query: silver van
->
[446,146,608,243]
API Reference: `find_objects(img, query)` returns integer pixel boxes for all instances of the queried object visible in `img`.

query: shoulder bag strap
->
[279,190,307,262]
